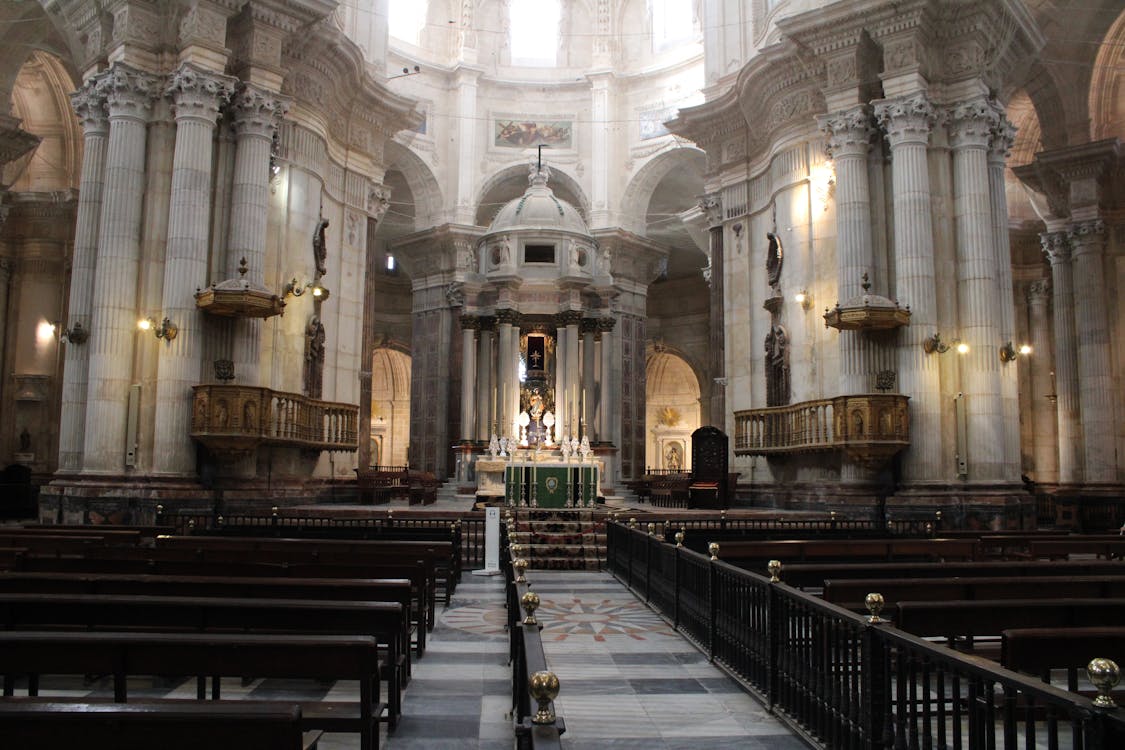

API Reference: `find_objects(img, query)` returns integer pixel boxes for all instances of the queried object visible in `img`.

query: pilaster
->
[1025,280,1058,484]
[1041,231,1082,485]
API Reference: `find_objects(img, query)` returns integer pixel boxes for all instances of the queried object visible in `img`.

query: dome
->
[487,165,591,237]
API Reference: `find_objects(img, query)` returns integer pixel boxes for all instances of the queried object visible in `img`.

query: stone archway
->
[645,350,701,472]
[371,347,412,468]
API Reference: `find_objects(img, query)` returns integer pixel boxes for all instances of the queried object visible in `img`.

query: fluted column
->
[226,83,288,387]
[1068,219,1116,483]
[496,309,517,438]
[153,64,236,476]
[58,77,109,473]
[875,94,942,481]
[700,195,725,427]
[476,317,494,439]
[948,98,1005,481]
[554,316,568,443]
[1041,231,1082,485]
[509,321,521,430]
[581,318,597,438]
[1025,280,1058,484]
[597,318,615,443]
[821,105,875,482]
[561,311,582,437]
[83,65,159,474]
[987,112,1022,480]
[459,315,478,441]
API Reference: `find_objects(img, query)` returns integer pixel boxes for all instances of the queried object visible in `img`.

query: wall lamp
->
[138,316,178,341]
[59,321,89,344]
[794,290,811,311]
[284,278,330,301]
[923,333,968,355]
[999,341,1033,363]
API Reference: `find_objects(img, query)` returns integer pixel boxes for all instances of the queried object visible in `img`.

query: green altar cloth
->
[504,463,598,508]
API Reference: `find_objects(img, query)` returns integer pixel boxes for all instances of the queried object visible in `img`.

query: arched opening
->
[645,350,701,472]
[370,347,412,468]
[475,164,589,228]
[1089,6,1125,140]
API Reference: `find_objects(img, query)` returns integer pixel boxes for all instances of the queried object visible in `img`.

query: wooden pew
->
[822,575,1125,608]
[0,593,404,729]
[717,538,980,565]
[1001,626,1125,690]
[0,701,317,750]
[1027,538,1125,560]
[0,632,378,749]
[0,528,145,546]
[893,598,1125,643]
[775,559,1125,589]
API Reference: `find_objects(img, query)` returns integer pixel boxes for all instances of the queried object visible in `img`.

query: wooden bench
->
[649,474,691,508]
[822,575,1125,608]
[0,701,318,750]
[1027,539,1125,560]
[775,559,1125,589]
[0,592,404,729]
[717,538,980,565]
[893,598,1125,644]
[0,632,378,749]
[1002,626,1125,680]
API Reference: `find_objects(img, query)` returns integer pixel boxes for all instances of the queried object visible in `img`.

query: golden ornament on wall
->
[658,407,681,426]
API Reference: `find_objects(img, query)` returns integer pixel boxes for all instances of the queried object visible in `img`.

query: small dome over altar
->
[486,164,591,237]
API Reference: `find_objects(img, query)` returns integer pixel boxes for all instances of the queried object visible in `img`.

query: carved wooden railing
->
[734,393,910,468]
[190,385,358,459]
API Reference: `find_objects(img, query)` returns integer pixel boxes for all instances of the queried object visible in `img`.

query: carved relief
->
[304,315,326,399]
[367,184,391,221]
[765,325,790,408]
[313,214,329,277]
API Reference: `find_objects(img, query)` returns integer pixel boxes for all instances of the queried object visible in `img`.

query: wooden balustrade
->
[734,393,910,468]
[190,385,358,459]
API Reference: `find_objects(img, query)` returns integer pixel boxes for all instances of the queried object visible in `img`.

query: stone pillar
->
[83,64,159,474]
[987,112,1022,479]
[152,64,235,476]
[581,318,597,438]
[700,194,725,428]
[476,317,494,439]
[821,105,876,482]
[0,258,9,406]
[453,69,480,225]
[509,321,521,431]
[225,83,288,387]
[58,77,109,473]
[459,315,478,442]
[948,98,1005,481]
[1041,231,1082,485]
[588,73,611,228]
[1025,280,1058,484]
[554,315,568,443]
[874,94,942,482]
[495,309,517,438]
[1068,219,1116,483]
[562,311,581,437]
[597,317,616,444]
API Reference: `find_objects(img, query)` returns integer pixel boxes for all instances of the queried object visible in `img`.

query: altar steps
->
[507,509,607,570]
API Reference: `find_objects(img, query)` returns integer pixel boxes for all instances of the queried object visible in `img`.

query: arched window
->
[510,0,559,66]
[389,2,427,46]
[651,0,694,52]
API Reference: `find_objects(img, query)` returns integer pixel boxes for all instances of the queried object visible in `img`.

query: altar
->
[475,455,600,508]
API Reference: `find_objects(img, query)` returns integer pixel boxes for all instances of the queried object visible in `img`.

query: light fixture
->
[138,316,178,341]
[284,278,330,302]
[923,333,950,354]
[59,321,89,345]
[956,341,970,355]
[794,290,811,311]
[1019,344,1032,355]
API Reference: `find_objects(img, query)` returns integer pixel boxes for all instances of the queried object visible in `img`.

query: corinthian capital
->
[1067,219,1105,256]
[1040,230,1070,265]
[229,83,289,139]
[166,63,236,123]
[988,104,1017,166]
[819,104,873,159]
[368,184,392,221]
[98,64,162,121]
[1026,278,1051,304]
[945,97,998,150]
[70,77,109,137]
[698,193,722,227]
[874,94,935,147]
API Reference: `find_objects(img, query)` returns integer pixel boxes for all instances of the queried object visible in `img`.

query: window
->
[524,244,556,264]
[386,254,396,271]
[509,0,559,66]
[652,0,694,52]
[389,2,427,46]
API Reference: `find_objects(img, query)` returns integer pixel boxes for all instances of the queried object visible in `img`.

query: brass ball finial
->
[767,559,782,583]
[513,557,529,583]
[510,543,523,558]
[647,522,655,536]
[674,530,684,548]
[216,515,224,527]
[529,670,560,724]
[188,518,195,531]
[1088,658,1121,708]
[521,590,541,625]
[271,506,279,517]
[628,517,637,529]
[865,592,886,624]
[708,542,720,561]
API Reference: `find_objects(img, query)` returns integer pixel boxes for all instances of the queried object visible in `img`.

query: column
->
[152,64,236,475]
[874,94,942,481]
[509,320,521,432]
[581,318,597,438]
[1041,231,1082,485]
[225,83,288,387]
[58,76,109,473]
[496,309,516,438]
[588,73,611,228]
[821,105,875,482]
[1068,219,1116,483]
[987,112,1022,479]
[948,98,1005,481]
[0,259,9,406]
[460,315,478,442]
[1025,280,1058,484]
[597,317,616,443]
[700,195,725,427]
[83,64,159,474]
[562,311,582,438]
[476,317,494,439]
[555,316,568,443]
[453,69,480,225]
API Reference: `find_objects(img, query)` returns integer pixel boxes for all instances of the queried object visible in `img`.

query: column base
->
[887,483,1034,531]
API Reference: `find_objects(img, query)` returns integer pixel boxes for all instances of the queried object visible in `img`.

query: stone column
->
[152,64,235,476]
[1041,231,1082,485]
[700,194,725,428]
[821,105,875,482]
[597,317,616,444]
[0,258,9,406]
[581,318,597,438]
[495,309,517,438]
[509,321,521,431]
[1025,280,1058,484]
[562,311,582,438]
[588,73,611,228]
[554,315,568,443]
[58,77,109,473]
[987,112,1022,479]
[83,64,159,474]
[453,69,480,225]
[225,83,288,387]
[460,315,478,442]
[948,98,1005,481]
[476,317,494,439]
[874,94,942,482]
[1068,219,1116,483]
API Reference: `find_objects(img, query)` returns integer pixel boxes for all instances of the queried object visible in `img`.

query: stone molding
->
[496,308,523,327]
[460,314,481,331]
[555,310,583,328]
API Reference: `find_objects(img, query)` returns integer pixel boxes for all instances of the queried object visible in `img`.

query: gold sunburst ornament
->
[658,406,681,426]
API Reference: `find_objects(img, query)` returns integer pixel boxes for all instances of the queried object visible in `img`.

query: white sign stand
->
[472,506,502,576]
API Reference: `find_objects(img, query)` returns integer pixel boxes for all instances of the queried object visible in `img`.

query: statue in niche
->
[764,324,790,407]
[19,428,31,452]
[304,315,326,399]
[765,232,783,294]
[243,401,257,432]
[665,443,682,472]
[313,215,330,277]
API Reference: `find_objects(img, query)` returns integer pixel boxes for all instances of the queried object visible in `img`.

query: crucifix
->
[537,144,548,172]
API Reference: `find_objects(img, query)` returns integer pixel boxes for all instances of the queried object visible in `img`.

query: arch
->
[620,146,706,235]
[371,347,412,468]
[8,50,81,191]
[384,140,443,231]
[1089,6,1125,140]
[475,163,589,228]
[645,349,702,472]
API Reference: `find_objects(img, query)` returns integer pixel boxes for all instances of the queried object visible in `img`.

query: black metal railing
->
[606,522,1125,749]
[507,546,564,749]
[608,513,941,540]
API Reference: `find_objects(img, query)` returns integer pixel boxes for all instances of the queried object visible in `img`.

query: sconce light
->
[1019,344,1032,356]
[923,333,949,354]
[59,321,89,345]
[794,290,811,311]
[284,278,330,302]
[999,341,1033,362]
[138,316,178,341]
[956,341,970,355]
